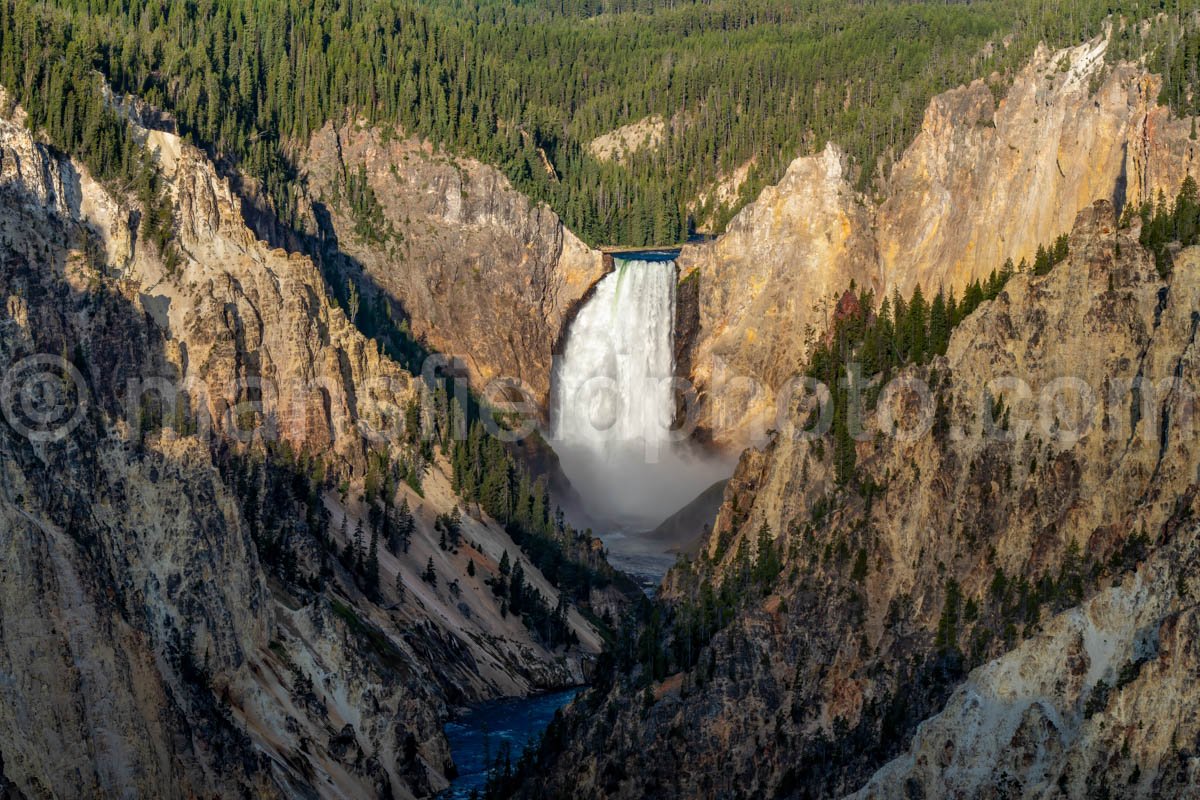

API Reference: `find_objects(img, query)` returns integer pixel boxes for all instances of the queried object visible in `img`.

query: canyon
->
[517,35,1200,800]
[3,19,1200,800]
[0,93,620,798]
[527,198,1200,799]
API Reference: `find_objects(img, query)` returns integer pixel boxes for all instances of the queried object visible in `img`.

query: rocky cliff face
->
[0,99,606,798]
[875,38,1155,295]
[526,201,1200,798]
[678,36,1200,448]
[677,144,877,443]
[297,121,606,410]
[850,537,1200,799]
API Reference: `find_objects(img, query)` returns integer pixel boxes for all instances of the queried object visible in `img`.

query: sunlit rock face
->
[676,143,878,448]
[677,37,1200,448]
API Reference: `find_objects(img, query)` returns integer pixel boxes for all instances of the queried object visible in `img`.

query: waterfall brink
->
[550,257,731,532]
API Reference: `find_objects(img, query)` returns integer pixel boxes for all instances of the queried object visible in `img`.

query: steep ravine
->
[0,97,614,798]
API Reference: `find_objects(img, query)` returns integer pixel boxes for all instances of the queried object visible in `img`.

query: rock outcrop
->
[0,101,607,798]
[677,143,877,443]
[850,543,1200,799]
[678,35,1200,448]
[587,115,667,163]
[875,38,1154,295]
[298,121,607,410]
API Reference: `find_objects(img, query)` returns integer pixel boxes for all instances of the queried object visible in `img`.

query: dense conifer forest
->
[4,0,1200,246]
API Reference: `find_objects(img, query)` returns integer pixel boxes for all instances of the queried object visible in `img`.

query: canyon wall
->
[298,121,607,409]
[678,36,1200,447]
[875,39,1151,295]
[0,100,606,798]
[676,143,878,443]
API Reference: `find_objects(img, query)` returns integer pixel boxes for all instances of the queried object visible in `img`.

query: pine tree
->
[935,578,962,653]
[859,323,880,376]
[404,396,422,446]
[985,268,1002,299]
[366,529,380,598]
[1033,243,1051,275]
[961,279,985,319]
[554,592,568,627]
[891,289,909,361]
[876,295,895,367]
[929,288,949,357]
[833,390,856,486]
[391,498,414,554]
[514,473,532,529]
[1176,175,1200,245]
[509,563,526,615]
[353,519,366,572]
[447,506,462,548]
[752,522,781,587]
[1052,233,1070,264]
[907,285,928,364]
[422,558,438,587]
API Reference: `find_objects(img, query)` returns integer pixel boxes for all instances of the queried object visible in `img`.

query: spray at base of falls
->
[549,257,733,535]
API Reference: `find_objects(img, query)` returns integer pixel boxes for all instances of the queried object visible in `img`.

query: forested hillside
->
[4,0,1200,247]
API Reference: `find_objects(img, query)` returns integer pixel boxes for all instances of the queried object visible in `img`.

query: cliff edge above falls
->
[678,36,1200,448]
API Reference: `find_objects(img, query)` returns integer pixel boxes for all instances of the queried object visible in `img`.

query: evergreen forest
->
[5,0,1200,247]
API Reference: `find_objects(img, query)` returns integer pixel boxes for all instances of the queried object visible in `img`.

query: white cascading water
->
[550,258,731,533]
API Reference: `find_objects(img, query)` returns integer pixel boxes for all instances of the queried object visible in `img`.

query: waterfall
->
[550,257,730,531]
[552,259,678,454]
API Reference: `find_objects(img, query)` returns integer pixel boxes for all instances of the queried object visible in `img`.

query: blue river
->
[440,687,582,799]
